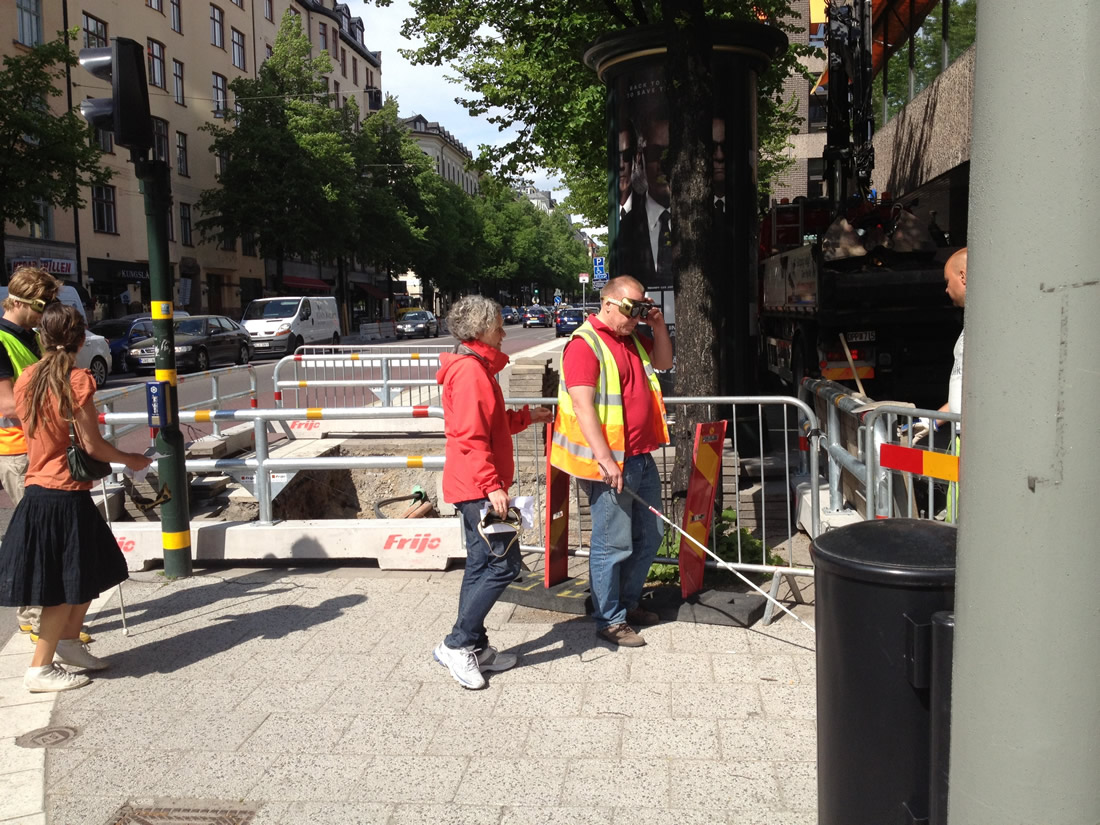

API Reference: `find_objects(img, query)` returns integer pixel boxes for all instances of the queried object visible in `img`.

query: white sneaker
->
[24,663,91,693]
[476,646,518,672]
[433,642,486,689]
[55,639,109,671]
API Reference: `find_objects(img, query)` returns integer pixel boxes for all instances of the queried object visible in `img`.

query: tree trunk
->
[663,0,720,498]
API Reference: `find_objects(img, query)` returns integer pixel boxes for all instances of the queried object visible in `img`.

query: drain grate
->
[14,726,77,748]
[108,802,257,824]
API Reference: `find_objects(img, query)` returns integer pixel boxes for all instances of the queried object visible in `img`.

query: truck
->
[757,0,962,409]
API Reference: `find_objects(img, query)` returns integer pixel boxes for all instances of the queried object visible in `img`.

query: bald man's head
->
[944,248,967,308]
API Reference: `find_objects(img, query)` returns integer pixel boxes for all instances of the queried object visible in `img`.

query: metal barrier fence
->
[803,377,961,522]
[94,365,258,444]
[272,351,448,410]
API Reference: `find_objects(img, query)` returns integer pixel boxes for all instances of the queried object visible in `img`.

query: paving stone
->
[621,718,720,759]
[453,757,566,806]
[238,712,355,754]
[388,803,503,825]
[719,717,816,762]
[712,653,802,685]
[668,683,765,719]
[492,683,584,717]
[523,717,623,759]
[628,652,715,683]
[668,759,780,810]
[581,682,672,720]
[774,760,817,810]
[427,716,531,758]
[334,713,442,756]
[758,683,817,720]
[562,758,670,808]
[502,806,613,825]
[279,801,392,824]
[354,755,467,804]
[0,767,45,820]
[246,752,369,802]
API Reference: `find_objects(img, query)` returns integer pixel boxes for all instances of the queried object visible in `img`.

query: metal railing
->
[272,351,447,410]
[94,365,258,444]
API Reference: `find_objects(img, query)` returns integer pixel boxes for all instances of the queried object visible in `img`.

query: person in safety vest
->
[551,275,672,647]
[0,267,61,642]
[432,296,552,689]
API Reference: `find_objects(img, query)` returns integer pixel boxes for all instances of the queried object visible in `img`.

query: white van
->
[241,296,340,356]
[0,285,112,388]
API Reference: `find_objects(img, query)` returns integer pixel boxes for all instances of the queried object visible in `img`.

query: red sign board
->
[679,420,727,598]
[544,422,571,586]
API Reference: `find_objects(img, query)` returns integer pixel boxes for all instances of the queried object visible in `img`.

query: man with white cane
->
[550,276,672,647]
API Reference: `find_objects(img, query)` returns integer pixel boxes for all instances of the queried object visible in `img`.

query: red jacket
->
[437,340,532,504]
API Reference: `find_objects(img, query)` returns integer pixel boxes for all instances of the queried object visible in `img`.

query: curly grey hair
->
[448,295,502,342]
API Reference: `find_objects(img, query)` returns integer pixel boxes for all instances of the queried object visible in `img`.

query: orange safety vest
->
[0,329,37,455]
[550,322,669,480]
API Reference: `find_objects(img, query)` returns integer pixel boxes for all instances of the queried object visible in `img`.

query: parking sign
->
[592,256,606,277]
[579,273,590,284]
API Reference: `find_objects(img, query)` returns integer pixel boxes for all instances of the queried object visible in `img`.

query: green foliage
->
[0,31,110,229]
[382,0,815,224]
[648,507,785,587]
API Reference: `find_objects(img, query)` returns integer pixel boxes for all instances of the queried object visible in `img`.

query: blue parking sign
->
[592,256,606,277]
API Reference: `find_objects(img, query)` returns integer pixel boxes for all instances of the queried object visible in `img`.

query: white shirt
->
[644,194,669,270]
[947,330,964,416]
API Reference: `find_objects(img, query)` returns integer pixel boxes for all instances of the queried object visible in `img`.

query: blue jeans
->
[579,453,663,629]
[444,499,522,650]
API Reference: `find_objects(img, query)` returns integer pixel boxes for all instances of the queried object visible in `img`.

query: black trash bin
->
[812,518,957,825]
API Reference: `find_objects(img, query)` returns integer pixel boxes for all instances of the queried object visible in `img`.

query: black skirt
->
[0,485,128,607]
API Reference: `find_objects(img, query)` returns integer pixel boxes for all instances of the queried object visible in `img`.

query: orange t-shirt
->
[15,366,98,491]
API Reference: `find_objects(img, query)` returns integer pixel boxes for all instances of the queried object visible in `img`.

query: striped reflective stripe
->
[195,410,212,423]
[550,429,625,462]
[880,443,959,482]
[306,408,323,420]
[407,456,423,468]
[162,530,191,550]
[155,369,177,386]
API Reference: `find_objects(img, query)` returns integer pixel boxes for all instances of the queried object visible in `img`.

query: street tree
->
[0,33,110,237]
[197,11,351,289]
[384,0,813,491]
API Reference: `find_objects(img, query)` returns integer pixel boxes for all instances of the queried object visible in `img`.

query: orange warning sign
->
[880,443,959,482]
[679,421,727,599]
[544,422,571,587]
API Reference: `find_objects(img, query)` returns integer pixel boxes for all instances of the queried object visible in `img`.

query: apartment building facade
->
[3,0,383,321]
[400,114,480,197]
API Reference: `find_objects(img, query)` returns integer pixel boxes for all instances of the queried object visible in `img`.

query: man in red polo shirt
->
[552,276,672,646]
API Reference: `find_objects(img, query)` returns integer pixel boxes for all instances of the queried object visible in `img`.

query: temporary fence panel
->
[272,351,447,412]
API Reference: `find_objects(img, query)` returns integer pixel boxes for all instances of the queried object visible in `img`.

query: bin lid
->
[811,519,957,585]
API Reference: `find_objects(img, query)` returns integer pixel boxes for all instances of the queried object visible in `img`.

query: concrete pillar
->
[948,2,1100,822]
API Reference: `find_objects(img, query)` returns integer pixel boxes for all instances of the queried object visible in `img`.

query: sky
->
[345,0,565,197]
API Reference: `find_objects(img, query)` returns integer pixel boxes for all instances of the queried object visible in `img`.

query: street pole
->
[948,2,1099,821]
[134,152,192,579]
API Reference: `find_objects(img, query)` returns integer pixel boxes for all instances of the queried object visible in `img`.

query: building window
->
[170,0,182,33]
[152,117,169,162]
[94,124,113,153]
[340,47,347,76]
[220,236,236,252]
[172,60,185,105]
[28,200,52,240]
[242,235,257,256]
[147,40,166,88]
[179,203,193,246]
[216,148,230,176]
[167,204,175,241]
[288,8,299,19]
[264,0,272,21]
[265,44,273,60]
[92,185,117,234]
[333,81,340,107]
[17,0,42,47]
[319,22,327,52]
[231,29,246,69]
[176,132,189,176]
[147,0,163,10]
[231,0,243,7]
[352,57,358,85]
[210,5,224,48]
[82,13,107,48]
[212,72,228,115]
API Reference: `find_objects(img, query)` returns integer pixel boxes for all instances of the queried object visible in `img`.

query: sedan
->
[92,312,190,373]
[555,308,586,338]
[126,315,253,374]
[395,310,439,339]
[501,306,521,325]
[523,307,551,328]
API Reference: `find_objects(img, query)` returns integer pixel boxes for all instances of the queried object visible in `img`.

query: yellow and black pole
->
[77,37,191,576]
[136,155,192,579]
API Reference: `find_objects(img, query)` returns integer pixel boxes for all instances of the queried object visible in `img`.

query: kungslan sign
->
[10,257,77,276]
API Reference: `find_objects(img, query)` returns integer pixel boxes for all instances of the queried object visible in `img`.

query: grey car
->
[395,310,439,339]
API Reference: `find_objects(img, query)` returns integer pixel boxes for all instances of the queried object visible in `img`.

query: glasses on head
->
[11,295,59,313]
[606,296,653,320]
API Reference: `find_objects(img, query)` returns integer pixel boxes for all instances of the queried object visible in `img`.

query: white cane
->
[98,477,128,636]
[619,482,815,634]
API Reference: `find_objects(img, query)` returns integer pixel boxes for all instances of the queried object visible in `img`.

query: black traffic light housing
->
[79,37,153,152]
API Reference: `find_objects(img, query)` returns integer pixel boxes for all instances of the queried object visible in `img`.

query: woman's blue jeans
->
[579,453,663,629]
[444,499,522,650]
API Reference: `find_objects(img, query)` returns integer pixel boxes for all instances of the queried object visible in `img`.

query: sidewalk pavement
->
[1,561,817,825]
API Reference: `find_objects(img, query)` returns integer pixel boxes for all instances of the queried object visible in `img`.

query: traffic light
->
[79,37,153,152]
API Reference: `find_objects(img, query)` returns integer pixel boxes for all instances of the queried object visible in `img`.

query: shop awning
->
[281,276,331,292]
[362,284,388,300]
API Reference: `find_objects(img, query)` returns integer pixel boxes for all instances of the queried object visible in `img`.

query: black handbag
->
[66,421,112,482]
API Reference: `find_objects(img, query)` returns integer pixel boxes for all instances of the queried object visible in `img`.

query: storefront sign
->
[9,257,77,277]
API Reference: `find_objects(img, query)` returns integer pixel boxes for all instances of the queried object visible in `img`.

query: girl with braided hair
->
[0,303,151,693]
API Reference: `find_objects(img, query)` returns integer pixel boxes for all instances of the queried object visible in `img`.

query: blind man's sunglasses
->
[10,295,59,313]
[606,296,654,320]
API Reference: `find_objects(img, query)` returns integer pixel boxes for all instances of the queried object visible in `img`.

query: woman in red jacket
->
[433,296,551,689]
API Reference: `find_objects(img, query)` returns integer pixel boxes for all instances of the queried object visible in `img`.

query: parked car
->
[555,308,586,338]
[395,310,439,339]
[0,286,111,388]
[523,306,551,328]
[126,315,252,374]
[241,296,340,356]
[91,312,189,373]
[501,306,521,325]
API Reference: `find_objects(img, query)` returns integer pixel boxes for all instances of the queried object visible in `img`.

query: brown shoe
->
[626,606,660,626]
[598,622,646,647]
